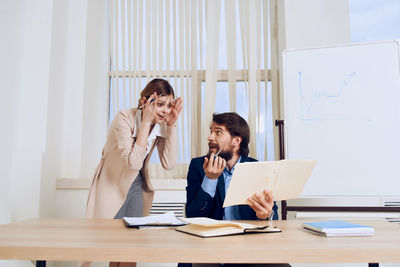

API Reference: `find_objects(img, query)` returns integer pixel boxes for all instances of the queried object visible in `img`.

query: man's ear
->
[232,136,242,152]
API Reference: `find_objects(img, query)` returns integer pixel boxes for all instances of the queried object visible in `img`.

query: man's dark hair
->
[212,112,250,157]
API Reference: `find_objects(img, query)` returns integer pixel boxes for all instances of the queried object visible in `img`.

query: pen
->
[214,147,223,158]
[139,97,156,109]
[268,210,274,223]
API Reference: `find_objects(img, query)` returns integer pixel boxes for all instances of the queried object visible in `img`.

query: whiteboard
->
[283,40,400,197]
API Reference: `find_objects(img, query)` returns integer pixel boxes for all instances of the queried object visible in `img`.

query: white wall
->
[52,0,110,221]
[1,2,53,266]
[0,0,108,255]
[282,0,350,49]
[1,1,108,266]
[40,0,109,219]
[0,0,25,225]
[0,0,53,224]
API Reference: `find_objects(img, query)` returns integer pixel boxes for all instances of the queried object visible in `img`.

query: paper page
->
[123,211,185,226]
[223,161,276,207]
[273,160,317,201]
[176,224,244,237]
[180,217,258,229]
[223,160,317,207]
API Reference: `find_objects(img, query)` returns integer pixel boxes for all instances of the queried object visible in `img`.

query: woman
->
[84,78,183,267]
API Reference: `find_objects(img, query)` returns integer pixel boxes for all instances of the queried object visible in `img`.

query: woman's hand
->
[141,92,157,125]
[165,97,183,126]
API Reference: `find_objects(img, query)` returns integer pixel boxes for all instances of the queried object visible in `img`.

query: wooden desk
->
[0,219,399,266]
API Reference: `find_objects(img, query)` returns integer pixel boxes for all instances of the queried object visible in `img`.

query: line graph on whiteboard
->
[298,71,357,120]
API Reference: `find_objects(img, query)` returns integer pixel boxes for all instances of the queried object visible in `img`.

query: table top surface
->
[0,218,399,263]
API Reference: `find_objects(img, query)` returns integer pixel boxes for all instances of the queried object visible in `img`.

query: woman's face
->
[153,94,174,123]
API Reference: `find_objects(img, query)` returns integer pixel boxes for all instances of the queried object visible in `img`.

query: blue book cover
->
[302,220,374,237]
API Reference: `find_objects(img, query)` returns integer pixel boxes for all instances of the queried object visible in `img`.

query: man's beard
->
[218,149,233,161]
[206,144,233,161]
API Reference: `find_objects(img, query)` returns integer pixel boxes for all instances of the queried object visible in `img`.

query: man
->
[182,112,289,267]
[186,112,277,221]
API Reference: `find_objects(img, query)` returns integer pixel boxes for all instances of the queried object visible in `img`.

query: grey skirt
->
[114,171,144,219]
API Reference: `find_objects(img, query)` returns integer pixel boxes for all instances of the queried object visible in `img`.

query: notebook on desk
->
[302,220,374,237]
[176,217,281,238]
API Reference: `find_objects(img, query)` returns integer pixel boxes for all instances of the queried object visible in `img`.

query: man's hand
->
[247,189,274,220]
[203,153,226,179]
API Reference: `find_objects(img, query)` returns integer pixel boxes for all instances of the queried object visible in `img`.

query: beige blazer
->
[85,108,178,219]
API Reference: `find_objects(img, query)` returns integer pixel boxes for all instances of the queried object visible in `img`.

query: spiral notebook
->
[302,220,374,237]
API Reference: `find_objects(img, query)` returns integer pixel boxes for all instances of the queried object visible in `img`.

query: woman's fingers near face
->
[175,98,183,107]
[173,97,183,113]
[172,98,183,115]
[150,93,157,105]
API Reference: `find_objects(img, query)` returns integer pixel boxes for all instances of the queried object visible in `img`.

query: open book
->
[123,211,187,228]
[176,217,281,238]
[302,220,375,237]
[223,160,317,207]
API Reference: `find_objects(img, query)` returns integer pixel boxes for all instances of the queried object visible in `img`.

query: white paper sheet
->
[123,211,186,227]
[223,160,317,207]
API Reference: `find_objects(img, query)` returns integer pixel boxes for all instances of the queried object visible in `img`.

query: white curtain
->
[109,0,277,163]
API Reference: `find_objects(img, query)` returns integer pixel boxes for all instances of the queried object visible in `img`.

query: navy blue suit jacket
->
[185,155,278,220]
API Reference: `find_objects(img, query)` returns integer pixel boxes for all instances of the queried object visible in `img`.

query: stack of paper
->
[302,220,375,237]
[123,211,186,228]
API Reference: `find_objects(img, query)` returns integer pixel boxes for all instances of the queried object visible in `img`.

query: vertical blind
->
[109,0,278,163]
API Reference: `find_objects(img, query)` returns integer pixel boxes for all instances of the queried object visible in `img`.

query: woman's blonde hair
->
[138,79,175,107]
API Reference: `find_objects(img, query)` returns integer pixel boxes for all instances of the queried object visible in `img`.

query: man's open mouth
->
[208,143,219,150]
